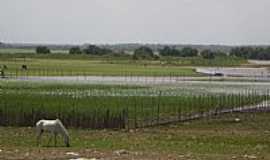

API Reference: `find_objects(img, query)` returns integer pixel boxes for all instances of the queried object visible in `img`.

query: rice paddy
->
[1,80,269,129]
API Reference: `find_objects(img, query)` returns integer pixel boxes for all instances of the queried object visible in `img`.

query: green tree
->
[230,47,253,59]
[69,47,82,54]
[215,51,228,57]
[36,46,50,54]
[133,46,155,60]
[83,45,102,55]
[181,47,198,57]
[159,46,181,57]
[83,45,112,55]
[201,49,215,59]
[230,46,270,60]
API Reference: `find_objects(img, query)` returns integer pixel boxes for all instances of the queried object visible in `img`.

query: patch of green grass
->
[0,113,269,159]
[0,80,147,91]
[0,53,246,76]
[0,57,198,76]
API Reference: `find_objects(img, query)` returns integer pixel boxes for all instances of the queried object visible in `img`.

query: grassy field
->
[0,57,198,76]
[0,52,246,76]
[0,113,269,160]
[0,51,267,160]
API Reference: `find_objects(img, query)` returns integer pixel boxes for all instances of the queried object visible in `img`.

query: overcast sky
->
[1,0,270,45]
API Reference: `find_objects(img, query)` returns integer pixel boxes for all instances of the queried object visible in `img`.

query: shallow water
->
[2,75,270,96]
[7,75,270,85]
[196,67,270,77]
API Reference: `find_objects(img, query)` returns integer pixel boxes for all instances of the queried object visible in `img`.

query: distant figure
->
[0,69,4,78]
[22,65,27,70]
[3,65,7,69]
[36,119,70,147]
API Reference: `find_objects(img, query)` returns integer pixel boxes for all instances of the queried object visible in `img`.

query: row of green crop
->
[1,81,146,92]
[0,86,267,129]
[0,53,245,65]
[2,80,269,97]
[1,68,200,77]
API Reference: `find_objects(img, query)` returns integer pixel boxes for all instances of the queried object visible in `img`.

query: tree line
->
[35,45,270,60]
[230,47,270,60]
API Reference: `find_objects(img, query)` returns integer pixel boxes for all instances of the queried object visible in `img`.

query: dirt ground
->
[0,147,267,160]
[0,148,198,160]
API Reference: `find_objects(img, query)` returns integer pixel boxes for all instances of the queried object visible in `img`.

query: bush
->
[181,47,198,57]
[69,47,82,54]
[133,46,155,60]
[159,46,182,57]
[36,46,50,54]
[83,45,112,55]
[215,51,228,57]
[201,50,215,59]
[230,47,270,60]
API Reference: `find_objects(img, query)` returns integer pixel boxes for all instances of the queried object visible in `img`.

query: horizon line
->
[1,41,270,47]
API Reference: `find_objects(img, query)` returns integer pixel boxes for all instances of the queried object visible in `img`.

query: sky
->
[0,0,270,45]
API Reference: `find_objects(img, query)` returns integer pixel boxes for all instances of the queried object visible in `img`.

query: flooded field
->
[7,74,270,85]
[196,67,270,77]
[248,60,270,65]
[2,76,270,96]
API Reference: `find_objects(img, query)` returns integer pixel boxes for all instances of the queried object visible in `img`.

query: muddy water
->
[196,67,270,77]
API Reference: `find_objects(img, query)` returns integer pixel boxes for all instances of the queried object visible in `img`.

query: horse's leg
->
[36,129,43,146]
[54,133,57,147]
[47,132,53,146]
[65,136,70,147]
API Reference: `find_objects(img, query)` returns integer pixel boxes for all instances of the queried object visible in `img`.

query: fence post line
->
[134,96,137,129]
[157,91,161,125]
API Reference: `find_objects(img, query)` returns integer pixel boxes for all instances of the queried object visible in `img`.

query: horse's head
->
[66,143,70,147]
[65,137,70,147]
[64,135,70,147]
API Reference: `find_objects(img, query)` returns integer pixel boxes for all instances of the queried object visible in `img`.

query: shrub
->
[159,46,182,57]
[133,46,155,60]
[181,47,198,57]
[69,47,82,54]
[36,46,50,54]
[201,50,215,59]
[83,45,112,55]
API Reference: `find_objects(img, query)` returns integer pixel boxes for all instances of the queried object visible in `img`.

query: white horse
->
[36,119,70,147]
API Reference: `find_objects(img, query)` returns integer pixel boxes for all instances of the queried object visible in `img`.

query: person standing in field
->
[0,67,6,78]
[0,68,5,78]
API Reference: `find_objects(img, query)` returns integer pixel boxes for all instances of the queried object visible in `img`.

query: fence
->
[0,82,269,129]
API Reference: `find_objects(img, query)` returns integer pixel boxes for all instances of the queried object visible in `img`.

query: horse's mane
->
[56,119,69,137]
